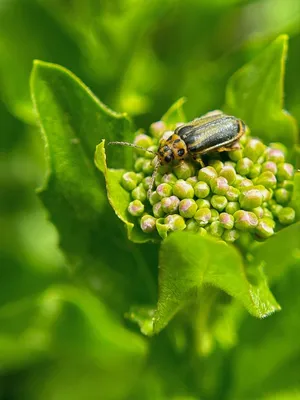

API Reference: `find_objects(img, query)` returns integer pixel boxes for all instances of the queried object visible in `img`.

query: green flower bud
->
[128,200,144,217]
[210,209,220,222]
[157,183,173,198]
[179,199,198,218]
[142,159,154,174]
[208,221,224,237]
[161,173,177,185]
[194,181,210,198]
[198,166,218,184]
[236,231,252,249]
[211,195,228,212]
[234,174,244,186]
[255,185,271,201]
[226,186,240,201]
[210,176,229,195]
[136,172,144,183]
[265,147,285,164]
[275,188,290,205]
[277,163,294,182]
[165,214,186,232]
[270,203,283,218]
[121,172,138,191]
[219,165,237,184]
[243,139,266,162]
[257,156,265,164]
[142,176,152,190]
[262,161,277,175]
[149,191,160,205]
[173,161,195,179]
[252,207,264,218]
[262,207,273,218]
[196,199,211,209]
[186,219,199,232]
[140,215,157,233]
[239,187,263,210]
[173,180,194,199]
[161,196,180,214]
[156,218,169,239]
[229,149,243,161]
[248,164,262,179]
[132,183,147,202]
[209,159,224,173]
[222,229,239,243]
[278,207,296,225]
[234,210,258,231]
[255,171,277,188]
[153,202,165,218]
[224,161,236,168]
[134,134,153,153]
[280,180,294,191]
[194,207,212,226]
[236,157,253,176]
[198,227,208,236]
[219,213,234,229]
[255,217,275,239]
[238,178,253,188]
[158,163,171,175]
[145,145,157,159]
[154,173,163,186]
[149,121,167,138]
[225,201,240,214]
[186,176,198,187]
[134,157,146,172]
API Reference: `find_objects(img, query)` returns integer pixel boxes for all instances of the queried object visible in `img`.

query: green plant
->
[21,34,300,399]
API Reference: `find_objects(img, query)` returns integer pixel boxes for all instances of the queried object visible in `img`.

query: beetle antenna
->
[108,141,156,154]
[147,157,161,199]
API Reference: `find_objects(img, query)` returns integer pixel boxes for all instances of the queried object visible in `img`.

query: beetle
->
[109,110,246,196]
[157,110,245,167]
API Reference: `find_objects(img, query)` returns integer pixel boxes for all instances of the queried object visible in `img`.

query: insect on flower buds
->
[113,111,296,242]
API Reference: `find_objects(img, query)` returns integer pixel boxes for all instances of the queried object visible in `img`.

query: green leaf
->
[30,59,133,253]
[161,97,187,128]
[153,232,280,334]
[291,171,300,220]
[251,222,300,283]
[30,60,155,311]
[94,141,157,243]
[225,35,298,150]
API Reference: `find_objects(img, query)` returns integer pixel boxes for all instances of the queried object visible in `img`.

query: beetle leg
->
[192,153,205,167]
[216,141,241,152]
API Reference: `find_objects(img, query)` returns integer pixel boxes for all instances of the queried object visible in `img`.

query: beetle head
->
[158,134,187,164]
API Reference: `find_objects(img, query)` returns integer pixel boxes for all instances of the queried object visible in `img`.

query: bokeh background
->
[1,0,300,399]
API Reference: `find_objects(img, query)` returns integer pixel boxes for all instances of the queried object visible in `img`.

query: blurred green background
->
[1,0,300,399]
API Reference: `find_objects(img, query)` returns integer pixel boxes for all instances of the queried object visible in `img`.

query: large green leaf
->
[150,232,280,335]
[226,35,298,150]
[30,59,132,251]
[30,60,155,311]
[251,222,300,283]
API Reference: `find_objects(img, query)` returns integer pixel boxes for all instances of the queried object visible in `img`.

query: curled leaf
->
[152,232,280,335]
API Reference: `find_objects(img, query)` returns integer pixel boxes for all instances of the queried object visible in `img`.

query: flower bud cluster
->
[121,121,296,244]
